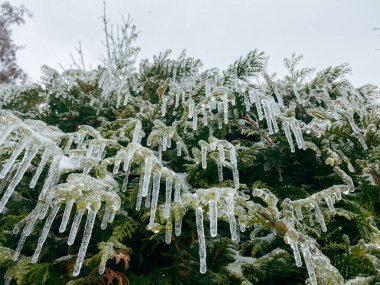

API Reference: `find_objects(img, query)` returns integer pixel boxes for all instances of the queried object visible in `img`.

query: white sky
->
[9,0,380,87]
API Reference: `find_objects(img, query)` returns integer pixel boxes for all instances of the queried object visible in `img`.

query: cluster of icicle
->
[0,110,192,276]
[281,181,354,285]
[190,187,249,273]
[196,137,239,189]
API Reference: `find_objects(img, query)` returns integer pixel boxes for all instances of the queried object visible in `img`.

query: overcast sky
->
[9,0,380,87]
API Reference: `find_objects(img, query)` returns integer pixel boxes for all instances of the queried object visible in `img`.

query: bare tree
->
[0,1,31,84]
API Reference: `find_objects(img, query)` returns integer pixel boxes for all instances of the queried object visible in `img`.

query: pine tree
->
[0,11,379,285]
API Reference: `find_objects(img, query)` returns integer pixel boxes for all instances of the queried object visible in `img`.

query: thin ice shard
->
[163,177,173,219]
[196,207,207,274]
[68,208,85,246]
[288,238,302,267]
[136,173,144,211]
[64,135,74,154]
[32,204,60,263]
[59,199,74,233]
[148,171,162,226]
[201,145,207,169]
[121,165,131,192]
[225,195,237,241]
[165,223,172,244]
[301,244,317,285]
[217,161,223,182]
[313,203,327,232]
[141,157,154,197]
[283,121,295,152]
[209,200,218,237]
[73,207,98,276]
[101,206,110,230]
[174,183,181,202]
[30,147,51,188]
[13,204,43,261]
[175,219,182,236]
[0,142,40,213]
[39,153,62,199]
[0,126,14,146]
[0,136,32,179]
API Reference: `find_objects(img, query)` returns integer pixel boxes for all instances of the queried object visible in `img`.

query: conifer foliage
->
[0,12,380,285]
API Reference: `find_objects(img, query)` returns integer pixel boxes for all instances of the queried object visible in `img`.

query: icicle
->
[175,92,180,108]
[148,171,162,227]
[30,148,51,188]
[295,206,303,220]
[324,196,335,212]
[196,207,207,274]
[0,126,14,146]
[223,95,229,124]
[141,157,154,197]
[101,206,110,229]
[59,199,74,233]
[68,208,85,246]
[73,207,98,276]
[132,121,142,143]
[188,100,195,119]
[192,111,198,130]
[0,142,39,213]
[136,173,144,211]
[288,238,302,267]
[75,131,86,149]
[0,164,16,195]
[262,100,274,134]
[201,145,207,169]
[123,90,130,106]
[225,195,237,241]
[175,219,182,236]
[64,136,74,154]
[13,204,42,261]
[174,183,181,202]
[158,142,162,162]
[273,85,284,106]
[294,120,306,150]
[229,146,239,189]
[145,175,153,209]
[163,177,173,219]
[123,144,135,171]
[209,200,218,237]
[300,244,317,285]
[165,223,172,244]
[167,135,172,149]
[217,161,223,182]
[202,105,208,126]
[176,141,182,156]
[290,120,303,150]
[252,91,264,121]
[31,204,60,263]
[218,144,225,163]
[244,95,251,112]
[161,95,167,116]
[0,136,32,179]
[121,165,131,192]
[269,103,279,132]
[39,153,62,199]
[283,121,295,152]
[293,86,302,103]
[205,80,211,97]
[113,159,121,174]
[313,203,327,232]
